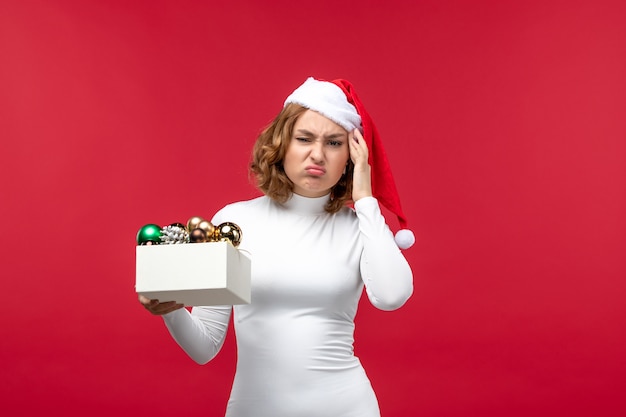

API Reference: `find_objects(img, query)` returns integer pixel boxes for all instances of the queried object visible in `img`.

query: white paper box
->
[136,241,251,306]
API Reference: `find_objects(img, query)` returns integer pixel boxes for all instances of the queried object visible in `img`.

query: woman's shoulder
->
[211,195,271,223]
[337,203,358,219]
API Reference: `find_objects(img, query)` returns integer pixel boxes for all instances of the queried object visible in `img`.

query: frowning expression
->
[283,110,350,198]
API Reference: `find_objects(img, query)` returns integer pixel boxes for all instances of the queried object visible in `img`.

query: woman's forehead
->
[294,110,348,135]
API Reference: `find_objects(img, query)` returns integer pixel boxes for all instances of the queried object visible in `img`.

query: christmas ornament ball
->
[187,216,204,232]
[136,224,162,245]
[197,220,215,238]
[216,222,242,247]
[189,228,207,243]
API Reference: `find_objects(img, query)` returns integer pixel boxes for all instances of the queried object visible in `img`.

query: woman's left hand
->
[349,128,373,202]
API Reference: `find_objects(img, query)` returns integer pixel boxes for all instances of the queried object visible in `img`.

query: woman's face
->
[283,110,350,198]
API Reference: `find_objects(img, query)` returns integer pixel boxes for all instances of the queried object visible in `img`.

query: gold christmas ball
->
[197,220,215,240]
[216,222,242,247]
[187,216,204,232]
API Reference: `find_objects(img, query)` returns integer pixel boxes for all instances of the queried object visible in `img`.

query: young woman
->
[139,77,414,417]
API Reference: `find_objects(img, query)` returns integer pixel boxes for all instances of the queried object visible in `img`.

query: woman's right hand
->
[349,128,373,202]
[138,294,184,315]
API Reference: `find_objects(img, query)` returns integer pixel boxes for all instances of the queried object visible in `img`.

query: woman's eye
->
[328,140,343,147]
[296,137,311,143]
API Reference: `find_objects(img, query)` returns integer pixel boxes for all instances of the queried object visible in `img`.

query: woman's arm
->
[162,305,232,364]
[349,128,413,310]
[356,197,414,311]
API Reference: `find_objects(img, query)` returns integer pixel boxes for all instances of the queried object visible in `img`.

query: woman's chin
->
[292,185,331,198]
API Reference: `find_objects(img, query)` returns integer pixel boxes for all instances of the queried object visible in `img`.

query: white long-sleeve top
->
[162,194,413,417]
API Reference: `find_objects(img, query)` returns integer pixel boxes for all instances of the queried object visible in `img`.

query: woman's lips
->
[305,165,326,176]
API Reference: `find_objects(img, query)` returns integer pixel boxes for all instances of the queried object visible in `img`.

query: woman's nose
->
[309,141,324,162]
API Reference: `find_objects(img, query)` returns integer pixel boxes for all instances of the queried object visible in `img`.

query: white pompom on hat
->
[284,77,415,250]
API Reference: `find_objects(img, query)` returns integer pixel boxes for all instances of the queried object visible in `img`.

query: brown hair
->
[250,103,354,214]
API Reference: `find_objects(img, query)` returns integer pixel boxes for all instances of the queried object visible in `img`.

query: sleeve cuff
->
[353,196,379,212]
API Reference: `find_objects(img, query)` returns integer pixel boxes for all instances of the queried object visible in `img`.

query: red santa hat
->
[284,77,415,250]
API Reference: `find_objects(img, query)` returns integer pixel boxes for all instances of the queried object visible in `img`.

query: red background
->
[1,1,625,416]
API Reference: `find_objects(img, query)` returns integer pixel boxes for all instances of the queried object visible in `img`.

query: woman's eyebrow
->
[294,129,347,140]
[325,133,347,140]
[294,129,315,137]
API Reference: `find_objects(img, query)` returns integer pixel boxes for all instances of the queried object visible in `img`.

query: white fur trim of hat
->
[284,77,362,132]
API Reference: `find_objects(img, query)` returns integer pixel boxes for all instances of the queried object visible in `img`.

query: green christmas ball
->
[136,224,162,245]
